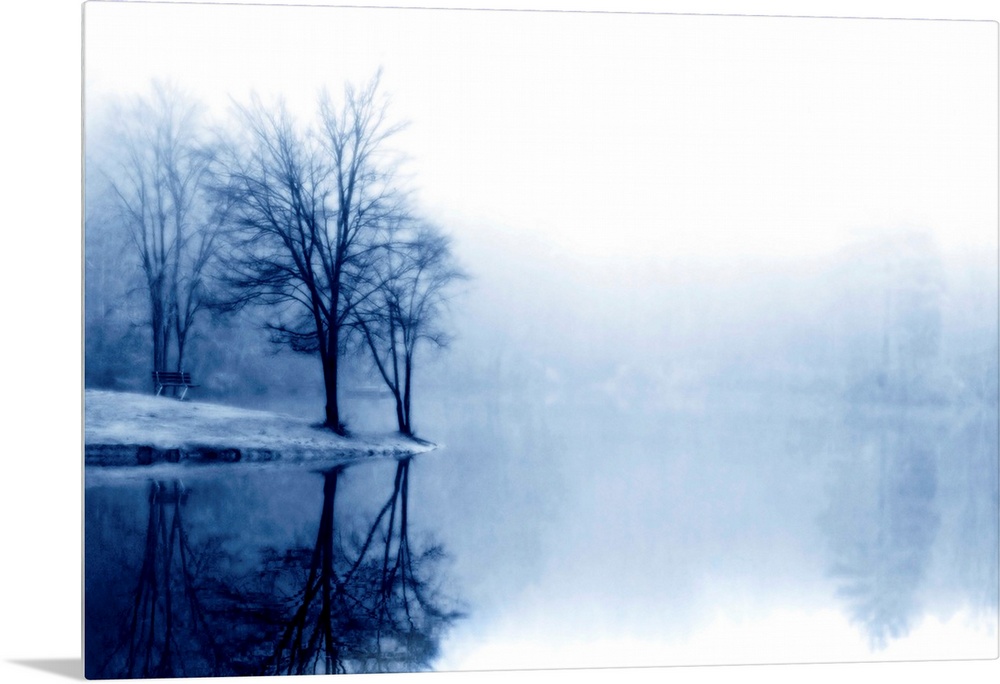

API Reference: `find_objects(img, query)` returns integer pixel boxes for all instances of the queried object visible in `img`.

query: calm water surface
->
[85,389,999,677]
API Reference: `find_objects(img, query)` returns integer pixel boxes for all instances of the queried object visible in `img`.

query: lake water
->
[84,388,998,678]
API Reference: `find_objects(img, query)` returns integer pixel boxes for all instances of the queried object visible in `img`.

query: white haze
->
[84,3,997,265]
[81,0,998,678]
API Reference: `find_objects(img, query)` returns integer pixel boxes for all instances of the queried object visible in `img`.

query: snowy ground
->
[84,389,433,467]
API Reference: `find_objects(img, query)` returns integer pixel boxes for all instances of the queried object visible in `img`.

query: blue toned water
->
[84,388,999,677]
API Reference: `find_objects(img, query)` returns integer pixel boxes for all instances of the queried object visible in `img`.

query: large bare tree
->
[105,82,219,376]
[211,74,401,433]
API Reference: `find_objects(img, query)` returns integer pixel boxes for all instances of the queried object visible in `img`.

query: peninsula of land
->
[84,390,434,468]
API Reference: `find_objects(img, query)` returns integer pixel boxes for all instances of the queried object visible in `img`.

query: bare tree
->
[105,81,219,376]
[354,220,465,436]
[211,74,401,433]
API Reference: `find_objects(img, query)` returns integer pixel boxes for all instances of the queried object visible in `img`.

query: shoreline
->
[84,389,435,468]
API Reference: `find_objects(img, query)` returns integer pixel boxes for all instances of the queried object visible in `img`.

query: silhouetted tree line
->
[89,74,464,435]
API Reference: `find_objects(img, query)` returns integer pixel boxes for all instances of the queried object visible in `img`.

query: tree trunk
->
[402,352,413,436]
[175,334,186,374]
[321,326,344,434]
[150,288,169,391]
[394,393,408,436]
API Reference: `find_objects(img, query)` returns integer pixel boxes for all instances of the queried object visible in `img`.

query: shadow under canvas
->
[8,659,83,680]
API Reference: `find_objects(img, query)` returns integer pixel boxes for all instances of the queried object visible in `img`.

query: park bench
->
[152,371,199,400]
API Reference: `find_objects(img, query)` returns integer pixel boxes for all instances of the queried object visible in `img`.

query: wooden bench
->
[152,371,199,400]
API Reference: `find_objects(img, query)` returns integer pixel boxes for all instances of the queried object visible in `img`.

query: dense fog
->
[86,190,998,427]
[83,3,998,673]
[86,165,1000,665]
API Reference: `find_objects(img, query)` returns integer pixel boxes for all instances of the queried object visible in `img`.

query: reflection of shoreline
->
[85,457,463,679]
[89,480,223,679]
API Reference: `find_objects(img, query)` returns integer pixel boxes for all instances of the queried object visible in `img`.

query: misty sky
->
[85,2,998,270]
[78,0,998,678]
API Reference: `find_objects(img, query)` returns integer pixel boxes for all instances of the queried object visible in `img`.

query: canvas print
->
[83,1,999,679]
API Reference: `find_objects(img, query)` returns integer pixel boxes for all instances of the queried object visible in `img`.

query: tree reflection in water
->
[272,457,463,675]
[90,457,462,679]
[820,237,997,650]
[95,481,222,678]
[822,421,940,649]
